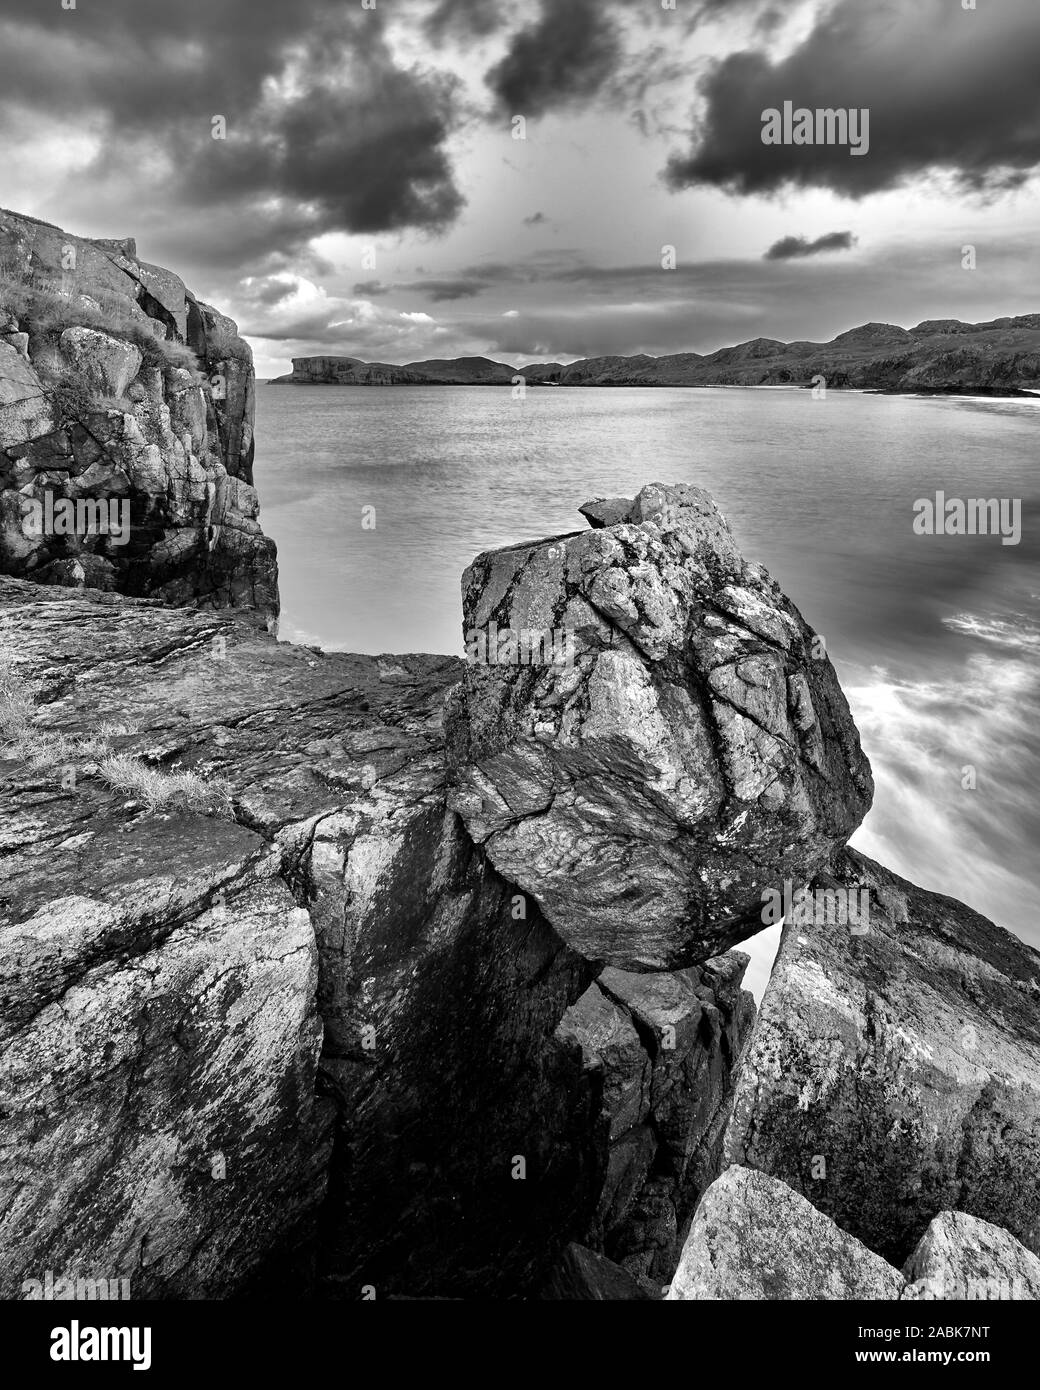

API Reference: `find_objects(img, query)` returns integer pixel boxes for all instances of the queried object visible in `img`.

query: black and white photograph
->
[0,0,1037,1364]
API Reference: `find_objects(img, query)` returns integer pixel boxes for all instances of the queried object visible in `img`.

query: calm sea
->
[255,383,1040,997]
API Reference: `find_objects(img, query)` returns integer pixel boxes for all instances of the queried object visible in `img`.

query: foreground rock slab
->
[724,848,1040,1265]
[447,484,873,970]
[0,578,459,1295]
[0,578,618,1298]
[666,1166,905,1300]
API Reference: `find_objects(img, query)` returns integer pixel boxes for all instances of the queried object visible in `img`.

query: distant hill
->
[269,315,1040,395]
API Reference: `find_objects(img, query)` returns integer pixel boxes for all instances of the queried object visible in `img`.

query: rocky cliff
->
[271,315,1040,395]
[0,210,277,618]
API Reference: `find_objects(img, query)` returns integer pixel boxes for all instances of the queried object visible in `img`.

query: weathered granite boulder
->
[0,209,275,618]
[666,1166,905,1300]
[558,952,754,1285]
[446,483,873,970]
[903,1211,1040,1301]
[724,847,1040,1265]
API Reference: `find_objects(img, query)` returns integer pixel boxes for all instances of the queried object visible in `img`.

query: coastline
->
[265,378,1040,398]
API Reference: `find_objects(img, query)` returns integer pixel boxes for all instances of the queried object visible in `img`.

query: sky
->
[1,0,1039,378]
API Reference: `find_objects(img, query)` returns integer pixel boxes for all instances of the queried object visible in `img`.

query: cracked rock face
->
[0,577,604,1299]
[446,483,873,969]
[724,848,1040,1266]
[556,951,754,1289]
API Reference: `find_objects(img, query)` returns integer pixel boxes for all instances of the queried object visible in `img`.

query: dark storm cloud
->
[0,0,464,256]
[764,231,857,261]
[249,277,301,307]
[485,0,623,116]
[243,309,353,344]
[666,0,1040,198]
[354,281,392,298]
[403,278,490,302]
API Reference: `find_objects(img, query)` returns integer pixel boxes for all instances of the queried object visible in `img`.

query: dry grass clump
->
[99,753,233,816]
[0,653,231,817]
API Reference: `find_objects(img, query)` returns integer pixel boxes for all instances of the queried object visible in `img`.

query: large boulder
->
[666,1166,905,1300]
[724,847,1040,1265]
[446,483,873,970]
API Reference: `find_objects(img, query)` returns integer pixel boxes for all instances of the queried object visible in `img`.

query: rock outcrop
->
[0,210,276,617]
[666,1166,906,1300]
[723,848,1040,1267]
[446,483,872,970]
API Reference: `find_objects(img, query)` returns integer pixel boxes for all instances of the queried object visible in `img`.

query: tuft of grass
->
[204,318,249,363]
[0,658,34,742]
[100,753,234,817]
[155,336,205,374]
[1,651,230,817]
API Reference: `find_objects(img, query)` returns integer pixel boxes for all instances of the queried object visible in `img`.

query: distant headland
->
[269,314,1040,396]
